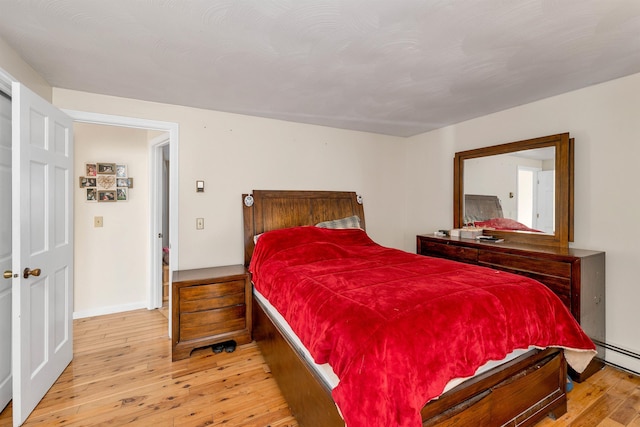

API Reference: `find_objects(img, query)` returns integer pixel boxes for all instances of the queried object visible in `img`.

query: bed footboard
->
[253,294,567,427]
[421,348,567,426]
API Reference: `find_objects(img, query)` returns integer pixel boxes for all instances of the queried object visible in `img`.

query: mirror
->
[454,133,573,247]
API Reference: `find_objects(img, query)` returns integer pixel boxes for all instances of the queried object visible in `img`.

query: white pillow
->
[315,215,361,229]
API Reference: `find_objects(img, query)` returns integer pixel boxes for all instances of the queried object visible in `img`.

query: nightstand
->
[172,265,252,361]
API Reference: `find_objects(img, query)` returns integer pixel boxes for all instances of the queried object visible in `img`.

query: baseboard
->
[73,301,148,319]
[595,340,640,376]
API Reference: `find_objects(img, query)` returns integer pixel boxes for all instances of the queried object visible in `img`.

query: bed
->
[243,190,595,427]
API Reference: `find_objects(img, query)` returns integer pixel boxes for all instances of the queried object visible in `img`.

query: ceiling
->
[1,1,639,137]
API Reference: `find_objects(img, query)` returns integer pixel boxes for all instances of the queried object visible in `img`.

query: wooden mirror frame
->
[454,133,574,248]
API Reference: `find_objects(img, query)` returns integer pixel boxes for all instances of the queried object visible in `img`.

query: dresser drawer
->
[481,266,572,309]
[478,251,571,279]
[180,282,245,313]
[523,274,572,305]
[419,241,478,263]
[180,305,247,341]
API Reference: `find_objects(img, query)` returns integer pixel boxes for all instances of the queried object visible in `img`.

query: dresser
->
[172,265,252,361]
[417,234,605,381]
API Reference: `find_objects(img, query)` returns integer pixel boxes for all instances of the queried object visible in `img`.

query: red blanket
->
[473,217,542,232]
[250,226,595,427]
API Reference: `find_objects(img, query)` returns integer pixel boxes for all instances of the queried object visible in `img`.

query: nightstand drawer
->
[180,282,245,313]
[180,279,245,302]
[180,305,247,341]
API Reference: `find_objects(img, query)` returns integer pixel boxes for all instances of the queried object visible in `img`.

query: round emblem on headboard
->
[356,194,363,205]
[244,194,254,207]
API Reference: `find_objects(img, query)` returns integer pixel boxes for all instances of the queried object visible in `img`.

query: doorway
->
[0,79,179,422]
[517,166,555,233]
[63,110,179,335]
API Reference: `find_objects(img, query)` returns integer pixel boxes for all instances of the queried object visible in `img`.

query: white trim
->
[149,134,170,311]
[62,110,179,334]
[0,67,16,95]
[73,302,148,319]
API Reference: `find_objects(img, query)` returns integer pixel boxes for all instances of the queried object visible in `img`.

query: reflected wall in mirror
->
[454,133,573,248]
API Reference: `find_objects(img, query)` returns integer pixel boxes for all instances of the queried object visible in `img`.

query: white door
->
[535,170,555,234]
[11,83,74,426]
[0,91,12,412]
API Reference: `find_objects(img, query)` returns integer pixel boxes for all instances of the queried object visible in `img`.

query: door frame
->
[149,133,170,310]
[0,68,13,415]
[0,70,11,95]
[63,110,179,333]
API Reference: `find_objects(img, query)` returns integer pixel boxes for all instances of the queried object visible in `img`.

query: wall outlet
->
[196,218,204,230]
[94,216,103,228]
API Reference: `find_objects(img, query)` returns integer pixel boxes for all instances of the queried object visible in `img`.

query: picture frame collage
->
[80,163,134,202]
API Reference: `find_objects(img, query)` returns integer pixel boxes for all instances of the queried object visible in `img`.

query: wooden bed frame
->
[243,190,567,427]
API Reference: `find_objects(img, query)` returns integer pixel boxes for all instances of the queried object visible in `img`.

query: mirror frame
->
[454,133,574,248]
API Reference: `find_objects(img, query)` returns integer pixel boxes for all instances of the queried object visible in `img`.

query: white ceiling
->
[1,0,639,137]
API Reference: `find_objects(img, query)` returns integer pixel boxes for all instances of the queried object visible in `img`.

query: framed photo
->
[86,188,97,202]
[86,163,97,176]
[117,188,128,201]
[117,178,133,188]
[97,190,116,202]
[79,177,97,188]
[116,164,127,177]
[97,163,116,175]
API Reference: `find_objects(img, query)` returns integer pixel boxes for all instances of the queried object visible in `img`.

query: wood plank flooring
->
[0,308,638,426]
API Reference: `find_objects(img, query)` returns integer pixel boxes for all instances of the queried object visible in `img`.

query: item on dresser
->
[476,235,504,242]
[171,265,252,361]
[459,227,483,239]
[416,234,605,382]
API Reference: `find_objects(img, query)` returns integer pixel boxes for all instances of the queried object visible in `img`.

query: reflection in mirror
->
[454,132,573,248]
[463,147,555,234]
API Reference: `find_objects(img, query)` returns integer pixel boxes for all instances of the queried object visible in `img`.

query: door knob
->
[3,270,12,279]
[23,268,41,279]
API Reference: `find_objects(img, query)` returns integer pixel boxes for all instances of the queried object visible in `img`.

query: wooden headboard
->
[464,194,503,223]
[242,190,365,265]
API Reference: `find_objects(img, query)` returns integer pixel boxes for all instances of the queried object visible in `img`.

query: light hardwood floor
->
[1,309,638,426]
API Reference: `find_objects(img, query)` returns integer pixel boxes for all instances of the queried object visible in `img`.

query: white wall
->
[405,72,640,373]
[53,88,407,273]
[73,123,150,316]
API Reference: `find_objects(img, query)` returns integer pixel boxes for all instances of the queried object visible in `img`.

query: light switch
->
[94,216,103,227]
[196,218,204,230]
[196,180,204,192]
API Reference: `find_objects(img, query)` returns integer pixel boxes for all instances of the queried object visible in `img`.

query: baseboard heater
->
[593,339,640,376]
